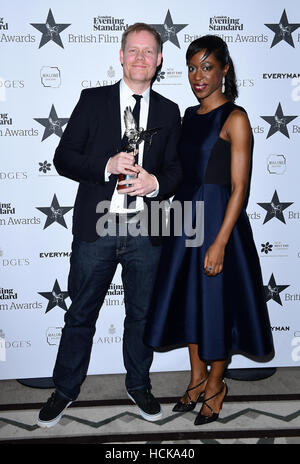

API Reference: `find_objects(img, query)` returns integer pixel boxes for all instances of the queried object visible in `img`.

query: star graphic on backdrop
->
[150,10,188,48]
[38,279,69,313]
[260,103,297,139]
[30,9,71,49]
[34,105,69,141]
[265,9,300,48]
[36,194,73,229]
[264,273,289,306]
[257,190,293,224]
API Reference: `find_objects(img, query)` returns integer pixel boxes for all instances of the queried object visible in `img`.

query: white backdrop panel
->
[1,0,300,379]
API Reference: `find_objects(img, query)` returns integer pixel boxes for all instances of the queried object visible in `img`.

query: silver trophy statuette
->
[117,106,160,190]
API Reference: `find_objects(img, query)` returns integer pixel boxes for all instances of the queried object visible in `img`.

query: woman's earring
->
[222,76,226,93]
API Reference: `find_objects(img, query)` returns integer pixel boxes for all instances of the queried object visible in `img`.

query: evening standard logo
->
[0,292,42,311]
[93,16,129,32]
[107,283,124,296]
[0,288,18,300]
[0,15,34,44]
[69,16,128,44]
[0,113,12,125]
[185,16,267,45]
[0,111,38,137]
[184,31,268,44]
[104,283,124,308]
[0,202,15,214]
[0,17,8,30]
[209,16,243,31]
[0,201,40,226]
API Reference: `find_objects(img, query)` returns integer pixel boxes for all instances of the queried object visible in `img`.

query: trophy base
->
[117,173,135,190]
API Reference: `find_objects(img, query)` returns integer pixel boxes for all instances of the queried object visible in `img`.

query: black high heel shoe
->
[173,376,208,413]
[194,381,228,425]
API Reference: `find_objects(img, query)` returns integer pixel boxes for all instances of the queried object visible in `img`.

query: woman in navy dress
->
[145,35,274,425]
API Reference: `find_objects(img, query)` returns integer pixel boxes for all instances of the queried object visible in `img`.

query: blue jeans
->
[53,225,161,401]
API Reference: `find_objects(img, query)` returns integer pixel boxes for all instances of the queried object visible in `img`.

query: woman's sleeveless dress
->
[145,102,274,361]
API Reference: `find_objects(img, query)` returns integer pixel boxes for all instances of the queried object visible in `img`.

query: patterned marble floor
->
[1,398,300,444]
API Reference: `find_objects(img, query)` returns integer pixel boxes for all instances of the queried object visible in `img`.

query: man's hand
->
[107,151,139,175]
[118,164,157,197]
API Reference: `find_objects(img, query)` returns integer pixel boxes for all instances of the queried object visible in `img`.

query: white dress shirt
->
[105,79,159,213]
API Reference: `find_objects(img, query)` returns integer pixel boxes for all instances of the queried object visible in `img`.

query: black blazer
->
[53,81,182,243]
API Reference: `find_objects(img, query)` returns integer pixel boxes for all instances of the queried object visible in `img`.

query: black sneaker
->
[127,389,162,422]
[37,392,72,428]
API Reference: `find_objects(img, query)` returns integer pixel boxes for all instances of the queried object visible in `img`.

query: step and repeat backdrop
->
[1,0,300,379]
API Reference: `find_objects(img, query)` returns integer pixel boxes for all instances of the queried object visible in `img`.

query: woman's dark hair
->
[186,35,238,102]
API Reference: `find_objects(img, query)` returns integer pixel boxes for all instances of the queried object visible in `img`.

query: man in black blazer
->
[37,23,182,428]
